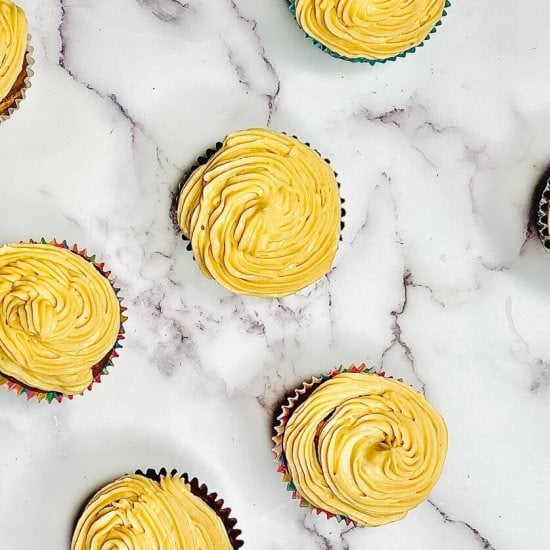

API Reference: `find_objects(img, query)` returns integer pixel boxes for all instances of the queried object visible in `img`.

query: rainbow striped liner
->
[0,238,127,403]
[272,363,395,526]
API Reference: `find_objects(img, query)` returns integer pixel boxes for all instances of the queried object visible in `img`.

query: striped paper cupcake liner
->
[0,238,127,403]
[272,363,396,526]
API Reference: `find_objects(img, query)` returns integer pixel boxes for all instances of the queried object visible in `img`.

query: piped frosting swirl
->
[0,0,27,100]
[283,372,448,526]
[177,128,341,297]
[71,474,233,550]
[294,0,446,60]
[0,243,120,394]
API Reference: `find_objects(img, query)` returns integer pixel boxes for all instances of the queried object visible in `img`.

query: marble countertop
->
[1,0,550,548]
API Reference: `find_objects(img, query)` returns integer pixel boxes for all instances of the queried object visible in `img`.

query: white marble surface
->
[1,0,550,548]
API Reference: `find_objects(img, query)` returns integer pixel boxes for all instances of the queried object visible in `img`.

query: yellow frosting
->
[294,0,446,60]
[0,0,27,100]
[0,243,120,394]
[283,372,448,526]
[71,474,233,550]
[177,128,341,297]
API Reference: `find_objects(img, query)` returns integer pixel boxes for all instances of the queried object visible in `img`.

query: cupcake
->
[0,240,125,402]
[71,469,243,549]
[536,177,550,249]
[176,128,342,298]
[273,364,448,526]
[289,0,450,63]
[0,0,33,121]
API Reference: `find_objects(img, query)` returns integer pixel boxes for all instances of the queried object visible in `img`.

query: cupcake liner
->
[171,133,346,258]
[136,468,244,548]
[0,37,35,123]
[288,1,451,64]
[536,177,550,250]
[272,363,395,526]
[0,238,127,403]
[171,140,224,257]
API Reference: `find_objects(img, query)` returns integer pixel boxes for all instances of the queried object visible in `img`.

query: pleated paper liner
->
[171,132,346,261]
[536,177,550,250]
[170,140,224,259]
[0,38,35,123]
[136,468,244,548]
[0,238,127,403]
[272,363,399,526]
[287,1,451,64]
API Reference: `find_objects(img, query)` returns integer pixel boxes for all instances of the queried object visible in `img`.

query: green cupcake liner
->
[288,1,451,64]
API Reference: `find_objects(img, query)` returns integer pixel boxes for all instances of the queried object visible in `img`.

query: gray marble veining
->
[1,0,549,548]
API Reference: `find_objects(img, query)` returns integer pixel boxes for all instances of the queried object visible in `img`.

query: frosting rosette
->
[71,473,235,550]
[279,370,448,526]
[0,0,27,102]
[0,242,121,395]
[293,0,447,61]
[177,128,341,297]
